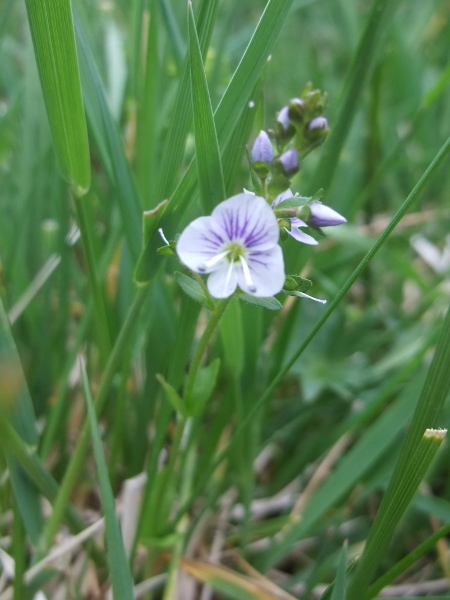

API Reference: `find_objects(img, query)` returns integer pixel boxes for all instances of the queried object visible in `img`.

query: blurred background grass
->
[1,0,450,597]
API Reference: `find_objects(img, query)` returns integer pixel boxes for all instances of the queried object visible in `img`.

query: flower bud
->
[308,202,346,227]
[251,130,273,164]
[307,116,328,132]
[274,106,296,145]
[278,148,299,176]
[277,106,291,132]
[288,97,306,124]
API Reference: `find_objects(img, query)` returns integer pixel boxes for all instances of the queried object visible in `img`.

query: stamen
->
[198,250,229,272]
[239,256,257,293]
[223,260,234,295]
[158,228,170,246]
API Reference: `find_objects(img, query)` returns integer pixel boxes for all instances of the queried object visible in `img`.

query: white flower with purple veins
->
[177,194,285,299]
[272,190,318,245]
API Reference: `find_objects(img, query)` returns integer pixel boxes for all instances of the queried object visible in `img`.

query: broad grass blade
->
[74,14,142,261]
[25,0,91,197]
[188,1,225,211]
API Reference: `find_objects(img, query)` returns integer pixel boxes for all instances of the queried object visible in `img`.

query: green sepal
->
[174,272,208,306]
[156,374,188,418]
[134,201,168,285]
[185,358,221,416]
[283,275,312,293]
[236,292,282,311]
[252,161,270,179]
[274,194,312,213]
[157,244,177,257]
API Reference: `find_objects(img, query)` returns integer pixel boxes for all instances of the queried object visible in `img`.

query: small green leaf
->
[25,0,90,196]
[186,358,221,416]
[237,293,282,311]
[156,374,188,418]
[175,272,208,306]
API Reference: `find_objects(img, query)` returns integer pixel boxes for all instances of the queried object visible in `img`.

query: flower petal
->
[212,193,280,251]
[207,262,238,298]
[177,216,225,273]
[287,227,318,245]
[238,245,285,297]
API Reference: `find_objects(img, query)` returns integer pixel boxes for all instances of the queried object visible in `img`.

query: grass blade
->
[188,1,225,211]
[154,0,220,203]
[347,429,447,600]
[80,357,135,600]
[0,298,43,544]
[73,14,142,260]
[25,0,90,196]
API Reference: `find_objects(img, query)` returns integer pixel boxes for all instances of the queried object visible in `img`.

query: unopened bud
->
[307,116,328,132]
[288,98,306,124]
[278,148,299,176]
[251,130,273,164]
[308,202,346,227]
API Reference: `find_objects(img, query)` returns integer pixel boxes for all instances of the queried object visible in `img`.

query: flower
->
[177,193,285,298]
[272,191,318,245]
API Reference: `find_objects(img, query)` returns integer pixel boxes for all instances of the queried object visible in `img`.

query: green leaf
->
[175,272,208,306]
[347,429,446,600]
[80,358,135,600]
[188,1,225,211]
[25,0,90,196]
[331,541,349,600]
[0,298,43,544]
[185,358,221,416]
[156,374,188,418]
[154,0,220,203]
[237,293,282,311]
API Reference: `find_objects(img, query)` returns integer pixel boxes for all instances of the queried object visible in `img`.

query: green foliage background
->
[1,0,450,598]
